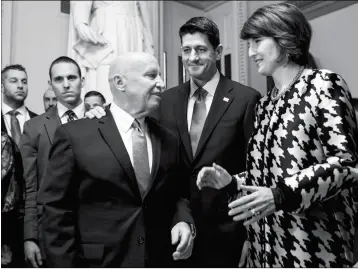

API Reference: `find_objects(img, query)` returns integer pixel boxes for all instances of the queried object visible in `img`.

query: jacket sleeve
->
[280,73,358,213]
[19,121,39,242]
[172,141,194,226]
[37,125,79,267]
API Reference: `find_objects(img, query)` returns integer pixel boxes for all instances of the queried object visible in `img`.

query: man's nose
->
[156,76,165,90]
[17,81,24,89]
[189,49,199,61]
[63,79,69,88]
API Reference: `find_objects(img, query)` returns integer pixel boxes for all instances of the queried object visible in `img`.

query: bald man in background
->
[38,52,195,267]
[42,87,57,112]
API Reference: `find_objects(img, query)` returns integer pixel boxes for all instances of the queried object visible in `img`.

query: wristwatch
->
[188,223,196,238]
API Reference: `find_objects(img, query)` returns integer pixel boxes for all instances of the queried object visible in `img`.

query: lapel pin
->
[223,97,229,102]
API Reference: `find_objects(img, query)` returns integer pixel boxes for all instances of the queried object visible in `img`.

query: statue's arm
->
[71,1,93,27]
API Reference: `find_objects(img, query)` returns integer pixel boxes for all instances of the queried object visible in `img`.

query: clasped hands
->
[197,163,276,226]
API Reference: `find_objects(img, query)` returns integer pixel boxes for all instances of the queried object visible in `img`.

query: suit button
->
[137,236,145,244]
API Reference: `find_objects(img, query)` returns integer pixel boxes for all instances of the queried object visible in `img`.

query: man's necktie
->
[190,88,208,156]
[65,110,77,122]
[132,120,150,198]
[8,110,21,145]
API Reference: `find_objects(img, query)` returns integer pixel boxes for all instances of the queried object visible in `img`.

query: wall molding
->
[288,0,357,20]
[236,1,248,85]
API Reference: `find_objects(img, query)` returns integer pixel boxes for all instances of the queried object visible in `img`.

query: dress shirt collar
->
[57,101,85,119]
[110,102,147,133]
[189,69,220,98]
[2,102,27,115]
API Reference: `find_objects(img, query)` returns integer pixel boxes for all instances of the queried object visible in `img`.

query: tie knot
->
[194,88,208,102]
[65,110,76,121]
[65,110,75,116]
[8,110,20,116]
[132,119,142,130]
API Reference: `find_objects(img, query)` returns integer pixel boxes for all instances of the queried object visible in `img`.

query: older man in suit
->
[37,52,195,267]
[1,64,37,146]
[19,56,85,267]
[86,17,261,267]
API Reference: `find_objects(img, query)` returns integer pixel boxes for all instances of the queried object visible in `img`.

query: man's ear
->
[1,83,4,94]
[215,44,224,61]
[80,76,85,89]
[113,73,126,91]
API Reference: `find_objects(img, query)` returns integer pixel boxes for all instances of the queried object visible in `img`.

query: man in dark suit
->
[1,64,37,145]
[157,17,261,267]
[19,56,86,267]
[85,17,261,267]
[37,52,195,267]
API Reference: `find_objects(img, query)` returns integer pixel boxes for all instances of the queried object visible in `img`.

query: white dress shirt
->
[2,102,31,136]
[187,69,220,130]
[110,102,153,173]
[57,101,85,124]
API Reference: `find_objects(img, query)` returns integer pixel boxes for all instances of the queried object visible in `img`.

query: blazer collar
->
[44,107,61,145]
[98,110,162,200]
[176,75,235,163]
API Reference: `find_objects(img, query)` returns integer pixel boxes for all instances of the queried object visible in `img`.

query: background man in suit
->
[37,52,195,267]
[20,56,85,267]
[84,90,106,111]
[85,17,261,267]
[158,17,261,267]
[42,87,57,112]
[1,64,37,146]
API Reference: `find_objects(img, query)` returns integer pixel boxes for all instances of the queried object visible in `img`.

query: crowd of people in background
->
[1,2,357,268]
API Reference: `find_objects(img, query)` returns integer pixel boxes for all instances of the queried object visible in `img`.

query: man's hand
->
[197,163,232,190]
[171,222,194,260]
[76,23,107,45]
[24,240,43,268]
[84,106,106,119]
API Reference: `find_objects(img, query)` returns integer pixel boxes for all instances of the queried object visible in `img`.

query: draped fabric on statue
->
[67,1,154,104]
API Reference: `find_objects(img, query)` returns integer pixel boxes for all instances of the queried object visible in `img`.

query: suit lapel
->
[194,75,235,160]
[44,108,61,145]
[143,117,161,198]
[1,113,8,134]
[175,82,193,163]
[98,111,141,199]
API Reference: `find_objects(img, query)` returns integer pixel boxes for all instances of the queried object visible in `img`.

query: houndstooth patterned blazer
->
[243,69,358,267]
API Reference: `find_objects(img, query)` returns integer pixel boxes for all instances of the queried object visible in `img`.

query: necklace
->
[271,66,305,101]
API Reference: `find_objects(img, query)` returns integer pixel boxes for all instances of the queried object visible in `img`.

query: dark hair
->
[84,90,106,104]
[1,64,27,81]
[240,3,312,66]
[179,17,220,49]
[49,56,82,80]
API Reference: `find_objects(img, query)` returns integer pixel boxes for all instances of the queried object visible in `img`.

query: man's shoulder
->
[225,77,261,98]
[26,108,38,118]
[147,116,179,141]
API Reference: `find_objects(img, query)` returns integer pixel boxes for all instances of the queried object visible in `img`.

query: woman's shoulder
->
[306,68,346,82]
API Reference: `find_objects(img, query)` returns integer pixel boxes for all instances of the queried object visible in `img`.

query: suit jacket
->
[156,74,261,267]
[1,108,38,135]
[19,107,61,242]
[37,111,193,267]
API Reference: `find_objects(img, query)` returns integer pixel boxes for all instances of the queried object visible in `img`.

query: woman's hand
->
[196,163,232,190]
[228,185,276,226]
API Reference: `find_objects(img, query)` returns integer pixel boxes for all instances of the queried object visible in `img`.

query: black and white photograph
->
[1,1,358,267]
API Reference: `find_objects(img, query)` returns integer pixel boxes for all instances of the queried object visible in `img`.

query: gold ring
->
[250,208,256,215]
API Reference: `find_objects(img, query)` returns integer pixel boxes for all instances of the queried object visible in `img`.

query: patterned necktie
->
[65,110,77,122]
[8,110,21,145]
[132,119,150,198]
[190,88,208,156]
